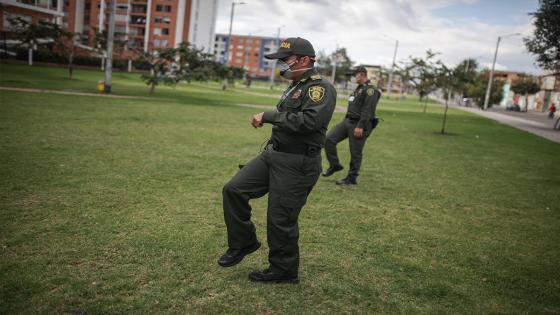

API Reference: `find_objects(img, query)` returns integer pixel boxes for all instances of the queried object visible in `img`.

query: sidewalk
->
[452,104,560,144]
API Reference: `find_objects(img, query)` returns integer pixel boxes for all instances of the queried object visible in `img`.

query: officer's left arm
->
[261,83,336,133]
[357,87,381,129]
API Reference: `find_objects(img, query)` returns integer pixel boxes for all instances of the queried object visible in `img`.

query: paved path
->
[0,86,157,100]
[451,104,560,144]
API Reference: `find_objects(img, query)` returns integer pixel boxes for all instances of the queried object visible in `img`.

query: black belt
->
[268,140,320,157]
[345,116,359,122]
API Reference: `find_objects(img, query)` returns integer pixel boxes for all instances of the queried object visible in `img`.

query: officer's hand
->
[354,127,364,139]
[251,112,264,128]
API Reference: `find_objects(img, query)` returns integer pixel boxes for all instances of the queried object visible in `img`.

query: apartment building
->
[214,33,283,78]
[0,0,217,53]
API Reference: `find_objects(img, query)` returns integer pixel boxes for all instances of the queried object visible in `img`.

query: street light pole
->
[104,0,116,93]
[386,39,399,98]
[269,25,284,90]
[483,36,501,110]
[483,33,520,110]
[331,44,339,84]
[222,1,245,90]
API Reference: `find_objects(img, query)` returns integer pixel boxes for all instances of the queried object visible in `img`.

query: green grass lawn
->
[1,64,559,314]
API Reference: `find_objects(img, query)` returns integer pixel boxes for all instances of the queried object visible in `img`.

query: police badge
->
[308,86,325,102]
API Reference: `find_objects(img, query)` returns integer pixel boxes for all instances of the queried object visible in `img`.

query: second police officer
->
[322,66,381,185]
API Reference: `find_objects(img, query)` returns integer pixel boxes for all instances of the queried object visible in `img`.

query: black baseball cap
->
[264,37,316,60]
[346,65,368,75]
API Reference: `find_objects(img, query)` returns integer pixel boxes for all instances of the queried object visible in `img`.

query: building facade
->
[214,33,283,78]
[0,0,217,53]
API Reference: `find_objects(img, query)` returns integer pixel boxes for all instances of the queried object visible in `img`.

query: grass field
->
[1,63,559,314]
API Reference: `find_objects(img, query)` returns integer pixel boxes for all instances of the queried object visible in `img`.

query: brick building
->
[0,0,217,53]
[214,34,283,79]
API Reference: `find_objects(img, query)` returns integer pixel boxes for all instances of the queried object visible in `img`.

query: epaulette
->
[310,74,322,81]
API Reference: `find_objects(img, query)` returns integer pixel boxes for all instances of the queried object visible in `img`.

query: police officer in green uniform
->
[218,37,337,283]
[323,66,381,185]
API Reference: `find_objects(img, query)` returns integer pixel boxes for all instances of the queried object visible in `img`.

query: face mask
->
[278,58,312,80]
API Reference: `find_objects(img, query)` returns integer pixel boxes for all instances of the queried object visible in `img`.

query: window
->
[236,52,243,57]
[161,28,169,35]
[154,16,170,24]
[153,28,162,35]
[156,5,171,12]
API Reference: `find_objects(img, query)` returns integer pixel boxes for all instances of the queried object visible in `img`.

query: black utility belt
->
[268,141,320,157]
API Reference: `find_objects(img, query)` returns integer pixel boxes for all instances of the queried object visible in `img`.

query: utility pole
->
[269,26,283,89]
[104,0,116,93]
[331,44,339,84]
[483,33,520,110]
[386,39,399,98]
[222,1,246,90]
[483,36,500,110]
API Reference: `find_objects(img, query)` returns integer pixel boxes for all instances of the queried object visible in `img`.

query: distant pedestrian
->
[548,103,556,119]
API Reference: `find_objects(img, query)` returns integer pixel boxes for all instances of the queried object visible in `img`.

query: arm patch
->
[308,86,325,102]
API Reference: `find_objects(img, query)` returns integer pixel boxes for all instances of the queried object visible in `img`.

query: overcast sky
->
[214,0,541,74]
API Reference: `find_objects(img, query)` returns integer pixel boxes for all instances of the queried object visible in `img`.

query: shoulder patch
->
[367,88,375,96]
[308,85,325,102]
[310,74,322,81]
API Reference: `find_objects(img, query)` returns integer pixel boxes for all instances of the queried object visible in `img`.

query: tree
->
[315,47,353,83]
[8,17,60,66]
[465,71,505,109]
[139,47,178,93]
[453,58,479,98]
[524,0,560,71]
[397,50,441,112]
[510,74,541,111]
[53,30,81,79]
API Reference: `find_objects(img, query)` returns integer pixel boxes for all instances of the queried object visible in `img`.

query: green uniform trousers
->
[222,145,321,276]
[324,118,372,180]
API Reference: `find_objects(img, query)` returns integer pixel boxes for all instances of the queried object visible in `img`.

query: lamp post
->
[483,33,520,110]
[269,25,285,90]
[386,39,399,98]
[222,1,246,90]
[331,43,339,84]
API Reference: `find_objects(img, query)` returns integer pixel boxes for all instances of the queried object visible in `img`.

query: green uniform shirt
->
[262,69,337,149]
[345,80,381,129]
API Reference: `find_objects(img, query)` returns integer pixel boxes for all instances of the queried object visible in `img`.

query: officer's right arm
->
[261,84,336,133]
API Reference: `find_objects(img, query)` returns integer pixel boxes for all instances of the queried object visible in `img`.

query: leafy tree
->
[510,74,541,111]
[524,0,560,71]
[8,17,60,65]
[138,47,178,93]
[453,58,479,98]
[53,31,81,79]
[314,47,353,83]
[397,50,441,112]
[465,71,505,108]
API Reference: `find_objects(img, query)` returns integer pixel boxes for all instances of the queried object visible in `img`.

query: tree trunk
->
[423,97,428,113]
[68,52,74,80]
[28,48,33,66]
[150,82,155,93]
[441,88,451,134]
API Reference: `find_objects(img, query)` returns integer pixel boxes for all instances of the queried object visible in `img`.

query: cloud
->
[215,0,539,73]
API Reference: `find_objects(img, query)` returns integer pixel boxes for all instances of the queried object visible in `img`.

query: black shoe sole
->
[217,242,261,267]
[249,277,299,284]
[322,166,343,177]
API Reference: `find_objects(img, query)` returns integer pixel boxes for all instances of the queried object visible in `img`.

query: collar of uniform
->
[298,68,319,83]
